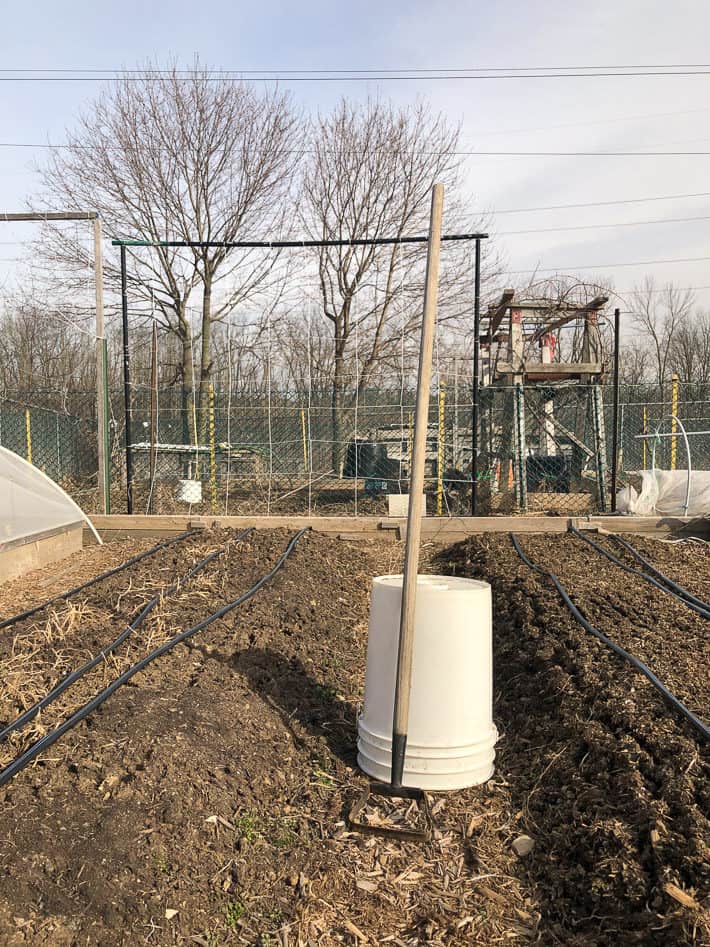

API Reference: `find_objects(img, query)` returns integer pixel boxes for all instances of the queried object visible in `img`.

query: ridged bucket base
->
[357,721,498,791]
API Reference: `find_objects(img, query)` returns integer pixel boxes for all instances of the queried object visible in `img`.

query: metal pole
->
[93,217,110,514]
[113,232,488,250]
[148,320,158,513]
[208,382,217,514]
[391,183,444,788]
[611,307,621,512]
[120,245,134,514]
[471,237,481,515]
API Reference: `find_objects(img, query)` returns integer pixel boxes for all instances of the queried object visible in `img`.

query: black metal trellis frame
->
[113,231,488,514]
[611,307,621,511]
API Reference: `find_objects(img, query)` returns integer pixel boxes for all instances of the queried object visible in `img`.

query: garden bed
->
[0,529,706,945]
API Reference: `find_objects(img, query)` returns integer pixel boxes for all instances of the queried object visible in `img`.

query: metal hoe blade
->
[347,782,433,843]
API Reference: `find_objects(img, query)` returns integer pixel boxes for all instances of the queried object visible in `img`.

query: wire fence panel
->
[5,381,710,517]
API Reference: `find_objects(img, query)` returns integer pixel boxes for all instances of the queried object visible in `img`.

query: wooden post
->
[540,333,556,455]
[592,384,608,512]
[93,217,110,514]
[513,383,527,511]
[391,183,444,787]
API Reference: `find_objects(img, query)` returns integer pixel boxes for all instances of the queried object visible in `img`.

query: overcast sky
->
[1,0,709,313]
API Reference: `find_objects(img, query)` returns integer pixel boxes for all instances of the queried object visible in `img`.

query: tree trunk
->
[198,276,213,445]
[178,298,198,480]
[331,329,346,475]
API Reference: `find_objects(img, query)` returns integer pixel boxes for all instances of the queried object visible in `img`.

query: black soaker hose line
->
[0,527,310,789]
[0,529,199,632]
[510,533,709,743]
[569,525,710,621]
[610,532,710,612]
[0,529,253,743]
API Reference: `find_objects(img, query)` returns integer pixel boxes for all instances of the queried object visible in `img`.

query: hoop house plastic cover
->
[0,446,101,545]
[616,468,710,517]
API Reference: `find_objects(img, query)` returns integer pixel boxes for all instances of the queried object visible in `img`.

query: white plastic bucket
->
[387,493,426,518]
[176,479,202,503]
[357,574,497,790]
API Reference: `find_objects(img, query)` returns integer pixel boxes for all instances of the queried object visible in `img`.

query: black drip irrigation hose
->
[610,533,710,613]
[0,529,199,632]
[0,528,253,743]
[510,533,709,743]
[0,527,310,789]
[569,525,710,621]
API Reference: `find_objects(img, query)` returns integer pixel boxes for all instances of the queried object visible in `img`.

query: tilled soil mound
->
[0,529,706,946]
[434,533,709,946]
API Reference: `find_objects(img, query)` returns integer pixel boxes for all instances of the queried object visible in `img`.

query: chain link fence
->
[3,381,710,517]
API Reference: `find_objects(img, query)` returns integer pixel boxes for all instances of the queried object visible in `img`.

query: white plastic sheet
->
[616,468,710,517]
[0,446,100,544]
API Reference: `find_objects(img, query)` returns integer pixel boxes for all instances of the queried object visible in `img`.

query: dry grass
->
[0,538,227,771]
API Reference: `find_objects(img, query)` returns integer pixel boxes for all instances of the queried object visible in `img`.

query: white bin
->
[357,574,497,790]
[176,479,202,503]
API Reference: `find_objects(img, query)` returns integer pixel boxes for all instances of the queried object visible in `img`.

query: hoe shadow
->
[234,647,359,767]
[191,642,359,768]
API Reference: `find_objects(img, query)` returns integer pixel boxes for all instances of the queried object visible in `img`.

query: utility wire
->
[5,210,710,246]
[493,191,710,214]
[509,256,710,274]
[497,213,710,236]
[3,64,710,74]
[1,142,709,157]
[1,67,710,81]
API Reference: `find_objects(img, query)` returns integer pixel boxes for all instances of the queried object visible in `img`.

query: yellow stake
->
[671,373,679,470]
[208,383,217,514]
[25,408,32,465]
[642,406,648,469]
[301,408,308,472]
[437,380,446,516]
[407,411,414,479]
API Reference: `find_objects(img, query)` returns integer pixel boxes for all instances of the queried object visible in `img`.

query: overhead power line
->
[0,140,708,157]
[497,213,710,235]
[6,209,707,245]
[3,64,710,74]
[1,67,710,82]
[509,256,710,274]
[614,284,710,295]
[493,191,710,213]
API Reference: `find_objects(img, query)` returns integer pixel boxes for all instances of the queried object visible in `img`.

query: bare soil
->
[0,529,706,946]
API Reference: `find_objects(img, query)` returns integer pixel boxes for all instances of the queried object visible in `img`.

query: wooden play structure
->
[480,289,610,512]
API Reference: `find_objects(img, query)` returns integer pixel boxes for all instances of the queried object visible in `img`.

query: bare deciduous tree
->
[39,62,301,440]
[669,310,710,385]
[301,98,481,471]
[630,278,695,395]
[619,339,651,385]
